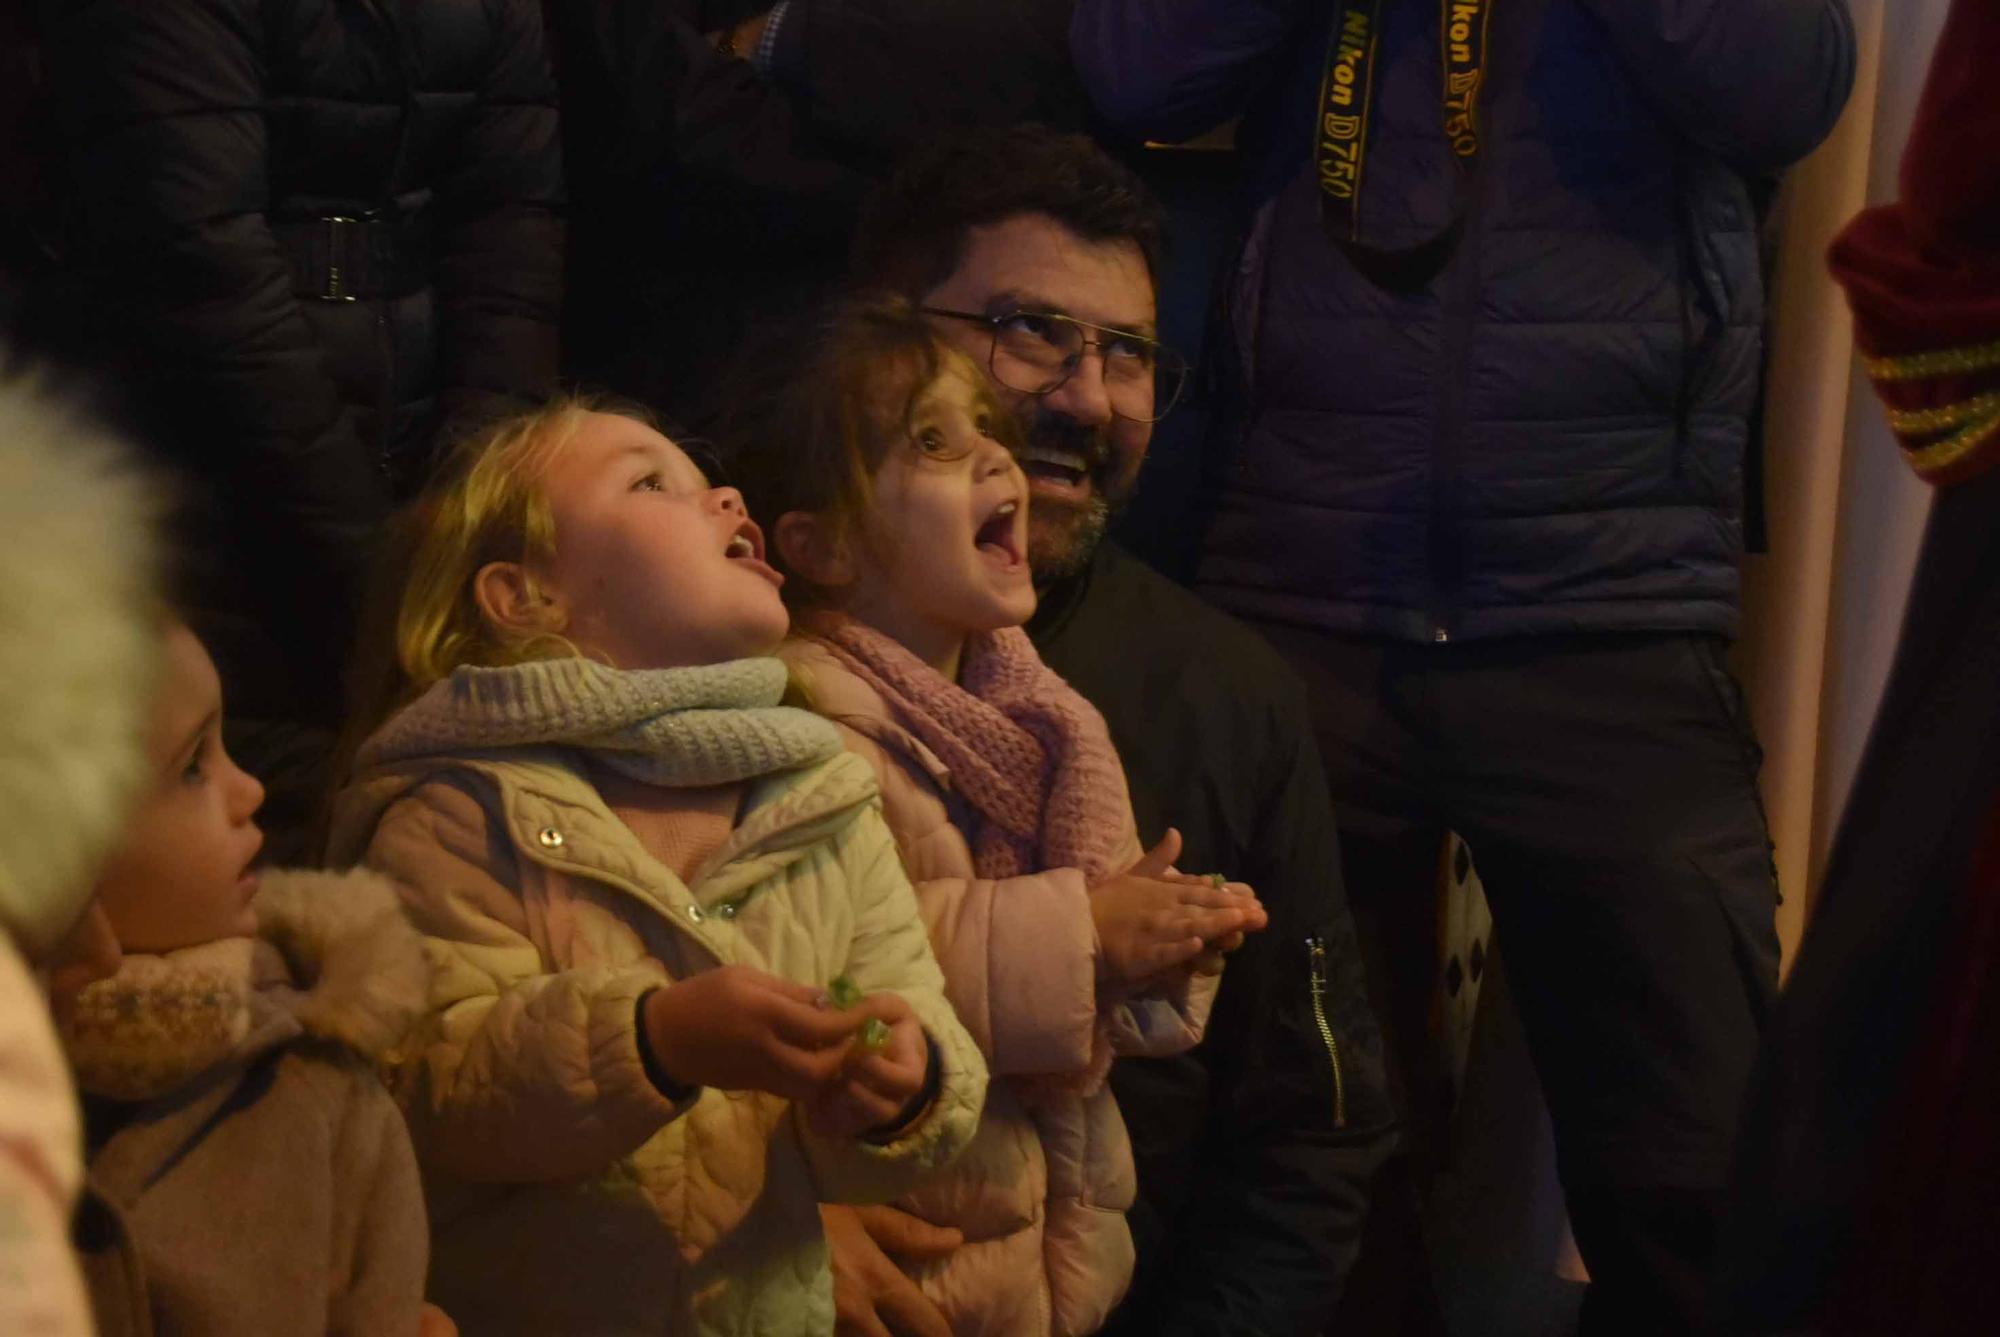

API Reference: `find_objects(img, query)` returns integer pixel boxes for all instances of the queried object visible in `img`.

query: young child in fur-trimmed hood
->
[57,619,452,1337]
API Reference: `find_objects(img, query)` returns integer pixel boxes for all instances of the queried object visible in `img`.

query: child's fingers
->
[853,1205,964,1261]
[1169,904,1254,945]
[1125,828,1183,880]
[814,1076,905,1132]
[1132,934,1208,977]
[847,990,914,1029]
[765,1044,855,1102]
[418,1304,459,1337]
[842,1049,926,1110]
[1168,881,1258,914]
[765,993,875,1050]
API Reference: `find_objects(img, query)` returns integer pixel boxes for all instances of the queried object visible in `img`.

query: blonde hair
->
[720,294,1023,608]
[345,393,655,748]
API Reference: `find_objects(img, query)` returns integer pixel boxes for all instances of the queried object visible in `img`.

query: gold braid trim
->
[1864,337,2000,382]
[1886,391,2000,435]
[1905,405,2000,480]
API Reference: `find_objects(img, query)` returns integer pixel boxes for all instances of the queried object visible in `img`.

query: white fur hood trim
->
[0,379,159,960]
[253,866,430,1060]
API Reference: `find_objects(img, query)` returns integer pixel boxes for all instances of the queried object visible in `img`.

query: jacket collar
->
[62,869,427,1106]
[347,746,881,938]
[1023,541,1114,650]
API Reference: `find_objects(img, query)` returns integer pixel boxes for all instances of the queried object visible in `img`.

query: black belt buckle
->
[319,215,362,302]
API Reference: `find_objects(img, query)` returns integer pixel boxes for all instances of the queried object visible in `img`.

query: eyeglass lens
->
[986,313,1186,423]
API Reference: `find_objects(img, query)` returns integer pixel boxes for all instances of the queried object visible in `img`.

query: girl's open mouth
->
[725,520,784,587]
[975,499,1025,569]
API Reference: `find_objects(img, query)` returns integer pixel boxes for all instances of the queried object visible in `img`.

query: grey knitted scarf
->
[359,656,842,788]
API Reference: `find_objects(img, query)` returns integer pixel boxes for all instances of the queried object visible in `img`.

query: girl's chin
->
[962,591,1040,632]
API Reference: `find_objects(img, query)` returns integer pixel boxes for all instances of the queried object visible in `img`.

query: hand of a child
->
[1159,867,1266,975]
[417,1304,459,1337]
[804,991,930,1140]
[823,1203,959,1337]
[1090,829,1264,985]
[642,964,873,1101]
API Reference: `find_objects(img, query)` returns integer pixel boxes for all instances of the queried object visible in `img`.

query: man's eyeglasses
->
[919,307,1189,425]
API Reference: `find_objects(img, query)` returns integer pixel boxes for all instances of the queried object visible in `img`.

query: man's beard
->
[1021,410,1128,585]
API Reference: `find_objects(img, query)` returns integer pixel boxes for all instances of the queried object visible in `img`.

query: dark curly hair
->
[851,124,1167,298]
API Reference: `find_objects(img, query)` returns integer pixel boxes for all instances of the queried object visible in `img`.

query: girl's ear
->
[473,560,561,638]
[773,511,856,590]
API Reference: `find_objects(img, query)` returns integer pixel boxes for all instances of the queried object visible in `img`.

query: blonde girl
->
[327,397,986,1335]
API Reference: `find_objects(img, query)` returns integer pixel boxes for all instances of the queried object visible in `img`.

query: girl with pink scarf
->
[726,297,1269,1336]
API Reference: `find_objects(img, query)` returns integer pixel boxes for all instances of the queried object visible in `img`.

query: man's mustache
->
[1023,410,1116,487]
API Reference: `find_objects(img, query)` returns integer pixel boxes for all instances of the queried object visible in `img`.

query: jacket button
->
[716,902,738,921]
[537,827,564,849]
[686,905,706,924]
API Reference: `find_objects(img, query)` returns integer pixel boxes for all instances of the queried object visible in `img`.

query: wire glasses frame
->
[919,306,1190,424]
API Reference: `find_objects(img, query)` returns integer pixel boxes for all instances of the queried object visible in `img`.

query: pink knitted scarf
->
[802,614,1133,883]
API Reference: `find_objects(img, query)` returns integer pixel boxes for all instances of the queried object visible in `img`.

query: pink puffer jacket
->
[783,638,1213,1337]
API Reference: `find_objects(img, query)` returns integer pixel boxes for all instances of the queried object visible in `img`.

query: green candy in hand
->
[827,975,890,1050]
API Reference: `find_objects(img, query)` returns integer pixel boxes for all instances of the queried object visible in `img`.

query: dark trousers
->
[1256,626,1780,1335]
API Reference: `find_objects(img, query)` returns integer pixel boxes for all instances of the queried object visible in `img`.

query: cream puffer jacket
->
[782,639,1215,1337]
[328,746,987,1336]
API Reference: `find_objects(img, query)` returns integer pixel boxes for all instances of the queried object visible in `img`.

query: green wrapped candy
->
[828,975,890,1050]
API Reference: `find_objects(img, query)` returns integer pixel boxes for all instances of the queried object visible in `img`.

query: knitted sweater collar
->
[359,656,842,788]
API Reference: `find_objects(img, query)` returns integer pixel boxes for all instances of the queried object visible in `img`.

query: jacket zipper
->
[1306,936,1348,1129]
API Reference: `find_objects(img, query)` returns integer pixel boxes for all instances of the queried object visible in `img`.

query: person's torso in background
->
[1200,0,1763,644]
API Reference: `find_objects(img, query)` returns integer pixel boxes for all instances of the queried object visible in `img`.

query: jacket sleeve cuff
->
[632,989,703,1106]
[863,1034,941,1146]
[1109,966,1219,1059]
[985,867,1099,1075]
[595,971,700,1128]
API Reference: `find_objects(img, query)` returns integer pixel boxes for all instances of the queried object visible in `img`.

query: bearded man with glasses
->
[824,125,1393,1337]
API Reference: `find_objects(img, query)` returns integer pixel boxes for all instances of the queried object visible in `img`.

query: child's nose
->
[980,437,1020,479]
[709,486,747,516]
[225,756,266,823]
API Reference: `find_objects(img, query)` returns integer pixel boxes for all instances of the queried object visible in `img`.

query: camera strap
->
[1315,0,1494,287]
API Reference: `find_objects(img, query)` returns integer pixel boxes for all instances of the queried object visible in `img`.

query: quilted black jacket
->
[1031,540,1396,1336]
[38,0,562,717]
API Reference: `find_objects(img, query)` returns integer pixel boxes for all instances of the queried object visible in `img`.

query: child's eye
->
[915,426,948,455]
[975,412,996,439]
[631,473,665,493]
[180,739,209,786]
